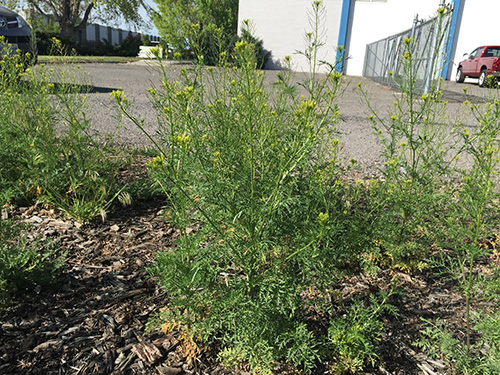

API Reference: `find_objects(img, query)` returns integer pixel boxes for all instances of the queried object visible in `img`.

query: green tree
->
[152,0,238,61]
[2,1,20,10]
[18,0,149,38]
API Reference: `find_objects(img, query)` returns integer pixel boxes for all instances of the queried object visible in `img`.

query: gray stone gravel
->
[51,60,496,174]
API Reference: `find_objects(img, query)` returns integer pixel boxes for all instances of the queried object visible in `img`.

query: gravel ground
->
[51,60,494,172]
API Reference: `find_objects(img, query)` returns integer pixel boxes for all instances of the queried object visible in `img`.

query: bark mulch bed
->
[0,195,489,375]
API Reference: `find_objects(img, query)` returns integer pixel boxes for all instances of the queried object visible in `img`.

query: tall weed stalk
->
[368,12,500,373]
[418,96,500,374]
[358,8,462,270]
[113,3,389,372]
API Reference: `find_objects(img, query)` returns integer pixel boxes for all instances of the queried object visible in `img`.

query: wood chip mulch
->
[0,198,228,375]
[0,195,488,375]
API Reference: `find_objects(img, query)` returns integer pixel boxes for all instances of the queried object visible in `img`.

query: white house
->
[238,0,493,80]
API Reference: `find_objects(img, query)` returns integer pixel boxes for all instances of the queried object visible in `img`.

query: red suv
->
[456,46,500,87]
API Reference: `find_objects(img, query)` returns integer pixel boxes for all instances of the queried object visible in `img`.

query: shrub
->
[113,32,142,57]
[35,30,73,55]
[236,20,271,69]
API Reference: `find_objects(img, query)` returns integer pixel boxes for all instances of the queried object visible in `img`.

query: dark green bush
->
[113,32,142,56]
[35,30,142,57]
[237,27,271,69]
[35,30,73,55]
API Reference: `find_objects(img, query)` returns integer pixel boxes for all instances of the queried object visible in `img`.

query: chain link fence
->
[363,10,452,93]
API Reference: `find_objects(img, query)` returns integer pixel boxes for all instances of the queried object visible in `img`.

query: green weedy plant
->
[415,94,500,374]
[0,216,64,307]
[114,2,395,372]
[357,7,462,270]
[0,37,128,222]
[355,7,500,371]
[327,286,398,375]
[0,41,42,203]
[455,96,500,353]
[417,313,500,375]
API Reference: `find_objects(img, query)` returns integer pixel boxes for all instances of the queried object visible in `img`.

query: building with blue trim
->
[238,0,488,80]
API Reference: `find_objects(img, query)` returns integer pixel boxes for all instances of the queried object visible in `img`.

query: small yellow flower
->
[146,155,165,170]
[318,212,329,225]
[174,133,191,147]
[110,89,129,106]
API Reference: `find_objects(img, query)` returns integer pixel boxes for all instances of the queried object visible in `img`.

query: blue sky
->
[112,0,159,36]
[139,0,159,36]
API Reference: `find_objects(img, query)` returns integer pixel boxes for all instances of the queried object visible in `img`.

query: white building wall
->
[238,0,343,72]
[346,0,442,76]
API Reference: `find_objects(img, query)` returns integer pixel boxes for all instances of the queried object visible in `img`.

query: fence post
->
[441,0,463,79]
[424,0,446,94]
[410,14,419,40]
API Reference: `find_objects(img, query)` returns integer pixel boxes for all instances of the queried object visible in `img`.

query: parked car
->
[456,46,500,87]
[0,5,35,61]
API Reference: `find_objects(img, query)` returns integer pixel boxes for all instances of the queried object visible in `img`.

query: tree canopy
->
[152,0,238,61]
[17,0,149,37]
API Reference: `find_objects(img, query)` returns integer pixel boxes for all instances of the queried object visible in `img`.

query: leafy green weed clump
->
[0,37,132,305]
[356,9,500,373]
[115,3,397,373]
[0,37,129,222]
[108,2,500,373]
[0,215,64,307]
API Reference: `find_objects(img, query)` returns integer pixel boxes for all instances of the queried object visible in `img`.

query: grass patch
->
[37,55,143,64]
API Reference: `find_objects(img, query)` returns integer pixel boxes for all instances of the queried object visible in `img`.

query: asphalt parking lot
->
[50,60,496,173]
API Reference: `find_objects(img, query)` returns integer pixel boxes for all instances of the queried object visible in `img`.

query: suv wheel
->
[478,69,487,87]
[456,67,465,83]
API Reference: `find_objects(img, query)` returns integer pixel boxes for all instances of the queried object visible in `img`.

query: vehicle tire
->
[478,69,487,87]
[456,67,465,83]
